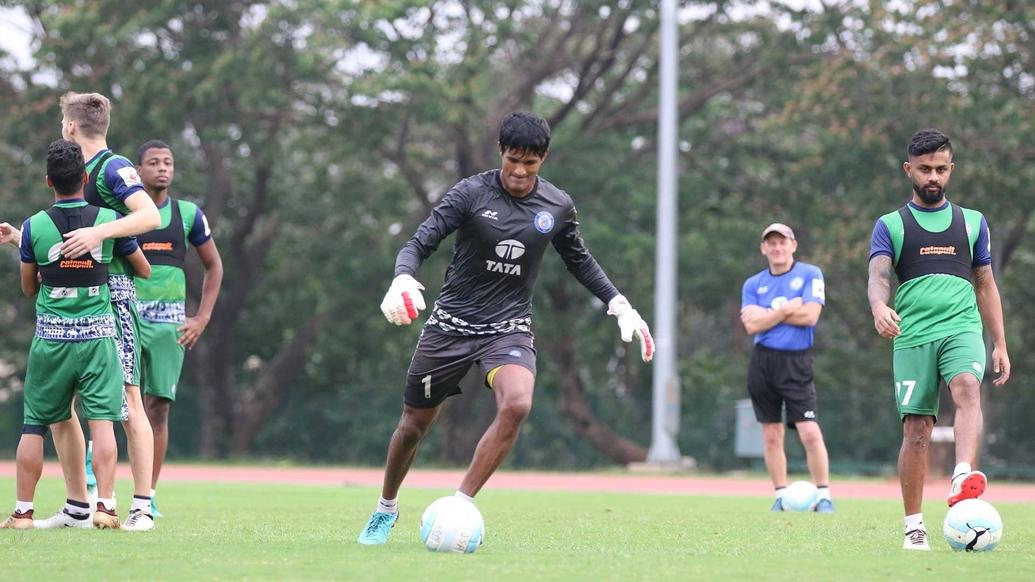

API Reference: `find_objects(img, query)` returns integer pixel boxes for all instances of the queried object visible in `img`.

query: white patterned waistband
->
[138,301,186,324]
[427,307,531,336]
[107,274,137,303]
[36,313,117,341]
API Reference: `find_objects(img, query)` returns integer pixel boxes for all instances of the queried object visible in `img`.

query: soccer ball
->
[944,499,1003,552]
[782,481,819,512]
[419,496,485,554]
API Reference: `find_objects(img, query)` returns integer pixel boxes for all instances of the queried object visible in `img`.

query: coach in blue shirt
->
[740,223,834,513]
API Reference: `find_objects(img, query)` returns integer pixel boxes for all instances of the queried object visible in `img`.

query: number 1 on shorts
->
[896,380,916,406]
[422,374,432,399]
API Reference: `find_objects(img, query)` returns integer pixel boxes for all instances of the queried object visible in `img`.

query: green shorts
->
[139,320,185,401]
[892,331,986,420]
[23,337,124,425]
[112,299,142,387]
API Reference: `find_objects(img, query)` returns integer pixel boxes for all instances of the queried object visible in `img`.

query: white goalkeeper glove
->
[380,274,426,325]
[607,295,655,362]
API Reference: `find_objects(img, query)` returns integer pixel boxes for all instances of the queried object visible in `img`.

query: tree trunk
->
[231,316,322,454]
[553,334,648,464]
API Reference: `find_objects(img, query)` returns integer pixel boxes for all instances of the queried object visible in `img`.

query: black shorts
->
[747,345,818,426]
[404,327,537,408]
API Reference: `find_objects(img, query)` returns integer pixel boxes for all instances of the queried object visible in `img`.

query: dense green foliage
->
[1,476,1033,580]
[0,1,1032,472]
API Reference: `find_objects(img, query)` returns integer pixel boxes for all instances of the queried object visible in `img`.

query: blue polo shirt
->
[741,261,825,350]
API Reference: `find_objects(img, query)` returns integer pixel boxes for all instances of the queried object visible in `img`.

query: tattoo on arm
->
[972,265,992,288]
[867,256,893,306]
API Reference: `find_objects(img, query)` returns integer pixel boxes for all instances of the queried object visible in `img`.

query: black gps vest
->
[39,205,109,288]
[136,198,186,268]
[894,203,972,284]
[83,151,115,208]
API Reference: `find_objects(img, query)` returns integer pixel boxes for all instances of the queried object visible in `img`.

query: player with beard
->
[867,128,1010,550]
[357,111,654,545]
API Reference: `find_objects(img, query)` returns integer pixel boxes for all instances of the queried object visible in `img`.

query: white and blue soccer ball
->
[944,499,1003,552]
[782,481,819,512]
[419,496,485,554]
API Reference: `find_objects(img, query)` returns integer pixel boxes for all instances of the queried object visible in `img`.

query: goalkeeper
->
[358,111,654,545]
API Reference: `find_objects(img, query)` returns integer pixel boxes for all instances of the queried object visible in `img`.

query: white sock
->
[377,496,398,514]
[131,495,151,514]
[97,497,116,511]
[952,462,972,479]
[15,500,33,514]
[455,491,475,504]
[904,513,924,532]
[774,487,786,499]
[65,499,90,518]
[817,486,831,501]
[150,489,156,498]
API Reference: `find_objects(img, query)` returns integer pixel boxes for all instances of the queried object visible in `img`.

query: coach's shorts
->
[892,331,985,421]
[404,327,537,408]
[140,320,185,401]
[112,299,141,387]
[23,337,124,425]
[747,345,818,426]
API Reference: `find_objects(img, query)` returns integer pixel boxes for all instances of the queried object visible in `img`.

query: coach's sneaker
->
[150,497,163,518]
[357,511,398,545]
[947,470,987,507]
[85,445,97,489]
[903,528,930,550]
[121,510,155,531]
[34,509,92,529]
[813,498,835,514]
[92,503,120,530]
[0,510,34,529]
[769,498,785,512]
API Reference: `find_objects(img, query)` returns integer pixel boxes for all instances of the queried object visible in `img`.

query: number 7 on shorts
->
[896,380,916,406]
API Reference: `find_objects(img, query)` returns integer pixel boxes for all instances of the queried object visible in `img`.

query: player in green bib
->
[0,140,147,530]
[867,129,1011,551]
[134,140,223,517]
[51,92,162,530]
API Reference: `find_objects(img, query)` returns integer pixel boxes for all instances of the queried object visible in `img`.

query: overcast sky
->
[0,7,33,68]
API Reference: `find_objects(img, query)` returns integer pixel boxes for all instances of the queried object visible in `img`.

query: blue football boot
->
[813,498,835,513]
[357,511,398,545]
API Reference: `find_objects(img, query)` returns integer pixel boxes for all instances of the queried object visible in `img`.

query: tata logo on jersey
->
[487,239,525,275]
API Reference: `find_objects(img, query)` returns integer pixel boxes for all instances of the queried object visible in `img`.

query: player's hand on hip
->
[607,295,655,362]
[60,226,104,258]
[381,274,426,325]
[991,345,1010,386]
[177,315,210,350]
[871,303,901,339]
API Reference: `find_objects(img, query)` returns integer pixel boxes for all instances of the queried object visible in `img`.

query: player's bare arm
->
[19,262,39,297]
[60,191,160,257]
[125,248,152,279]
[178,238,224,350]
[973,264,1010,386]
[740,297,801,335]
[867,255,900,338]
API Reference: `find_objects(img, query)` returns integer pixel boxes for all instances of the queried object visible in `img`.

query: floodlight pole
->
[647,0,681,464]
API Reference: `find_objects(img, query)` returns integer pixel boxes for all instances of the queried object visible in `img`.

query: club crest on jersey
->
[790,277,804,290]
[487,239,524,276]
[533,211,554,234]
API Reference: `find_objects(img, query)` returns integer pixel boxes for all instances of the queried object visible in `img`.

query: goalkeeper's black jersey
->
[394,170,618,335]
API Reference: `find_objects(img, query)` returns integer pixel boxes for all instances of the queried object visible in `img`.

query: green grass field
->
[0,478,1032,581]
